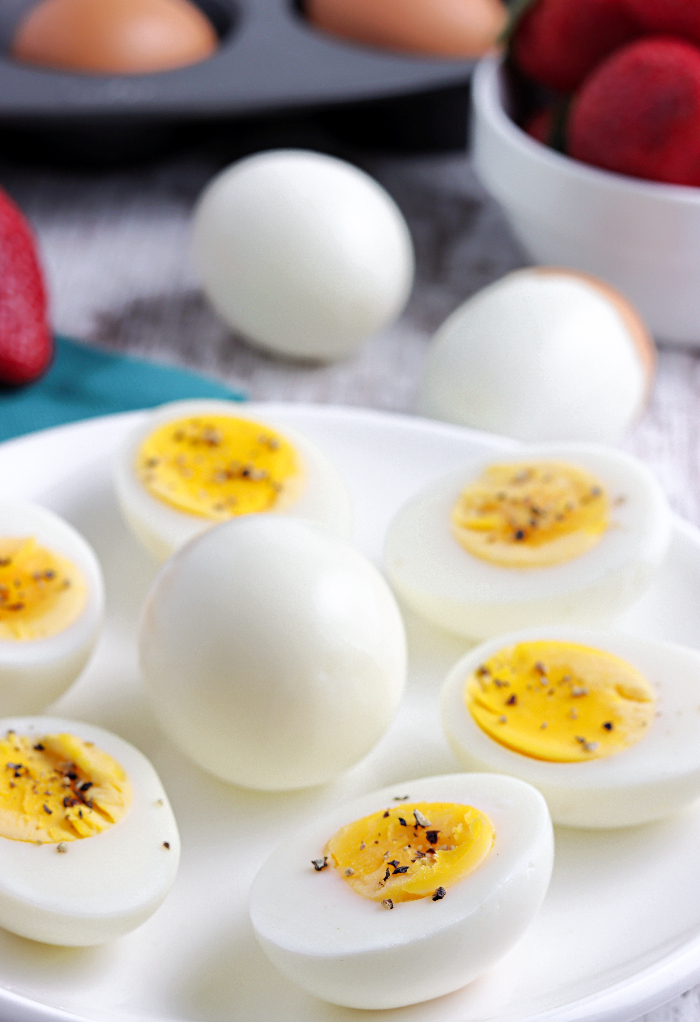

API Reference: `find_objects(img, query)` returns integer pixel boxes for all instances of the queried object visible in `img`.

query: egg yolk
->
[323,802,494,904]
[451,461,609,568]
[137,415,302,520]
[0,731,131,843]
[0,538,86,641]
[465,641,655,762]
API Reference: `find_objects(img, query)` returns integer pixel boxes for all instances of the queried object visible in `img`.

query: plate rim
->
[0,402,698,1022]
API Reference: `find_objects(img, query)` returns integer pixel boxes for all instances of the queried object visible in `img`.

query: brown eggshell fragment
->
[304,0,507,58]
[533,267,656,401]
[11,0,218,75]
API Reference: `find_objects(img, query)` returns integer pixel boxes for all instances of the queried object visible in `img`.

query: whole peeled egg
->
[139,515,407,789]
[11,0,218,75]
[419,268,655,444]
[191,149,415,361]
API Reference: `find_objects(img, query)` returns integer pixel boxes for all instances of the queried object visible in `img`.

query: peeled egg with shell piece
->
[419,268,655,444]
[250,772,553,1009]
[441,626,700,828]
[113,399,353,561]
[384,443,671,639]
[0,501,104,715]
[0,716,180,945]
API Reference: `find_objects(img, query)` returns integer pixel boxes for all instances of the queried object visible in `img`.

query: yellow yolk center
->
[451,460,609,567]
[465,641,655,762]
[0,538,86,641]
[136,415,301,520]
[324,802,494,904]
[0,732,132,843]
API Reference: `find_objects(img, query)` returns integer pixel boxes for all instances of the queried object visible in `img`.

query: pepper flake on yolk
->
[136,415,302,520]
[323,802,494,904]
[451,460,610,568]
[465,640,655,762]
[0,537,86,641]
[0,731,132,843]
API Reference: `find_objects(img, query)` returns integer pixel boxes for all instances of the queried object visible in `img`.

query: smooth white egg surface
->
[250,773,553,1009]
[419,268,655,444]
[0,502,104,715]
[384,443,671,639]
[441,627,700,828]
[113,399,353,561]
[191,149,415,361]
[139,515,407,789]
[0,716,179,945]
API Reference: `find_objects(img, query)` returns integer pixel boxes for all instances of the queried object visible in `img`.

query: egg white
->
[113,399,353,561]
[191,150,415,361]
[418,268,653,444]
[441,626,700,828]
[384,443,671,639]
[0,716,180,946]
[140,515,407,790]
[249,772,553,1010]
[0,502,104,715]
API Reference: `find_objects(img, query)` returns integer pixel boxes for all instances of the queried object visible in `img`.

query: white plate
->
[0,403,699,1022]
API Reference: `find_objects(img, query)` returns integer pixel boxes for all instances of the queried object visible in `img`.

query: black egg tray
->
[0,0,474,125]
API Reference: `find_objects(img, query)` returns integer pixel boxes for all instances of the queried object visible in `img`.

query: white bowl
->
[472,56,700,347]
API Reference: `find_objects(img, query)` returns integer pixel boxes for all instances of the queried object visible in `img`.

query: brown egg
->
[304,0,508,58]
[11,0,218,75]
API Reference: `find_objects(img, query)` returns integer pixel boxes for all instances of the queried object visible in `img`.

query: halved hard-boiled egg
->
[250,773,553,1009]
[114,399,353,561]
[384,444,671,638]
[0,502,104,715]
[0,716,179,945]
[441,627,700,828]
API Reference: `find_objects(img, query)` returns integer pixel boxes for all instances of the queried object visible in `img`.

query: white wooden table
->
[1,146,699,1022]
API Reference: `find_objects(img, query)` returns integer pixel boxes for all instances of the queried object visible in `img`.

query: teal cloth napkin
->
[0,336,245,443]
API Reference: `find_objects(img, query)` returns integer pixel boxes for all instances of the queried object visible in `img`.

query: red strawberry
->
[511,0,643,93]
[523,107,555,143]
[623,0,700,47]
[0,188,52,386]
[568,37,700,187]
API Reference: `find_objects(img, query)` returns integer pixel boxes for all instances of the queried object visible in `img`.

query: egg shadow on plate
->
[152,734,367,856]
[35,456,160,630]
[0,927,110,984]
[549,809,695,899]
[36,456,123,550]
[168,916,331,1022]
[400,596,476,682]
[170,913,491,1022]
